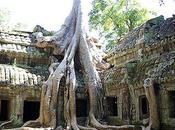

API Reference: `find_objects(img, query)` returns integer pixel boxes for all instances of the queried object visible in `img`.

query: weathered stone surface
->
[0,31,50,127]
[1,15,175,129]
[0,30,89,128]
[106,15,175,60]
[102,16,175,129]
[0,64,46,87]
[0,31,31,45]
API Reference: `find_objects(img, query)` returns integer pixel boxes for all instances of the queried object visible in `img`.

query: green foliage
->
[89,0,154,50]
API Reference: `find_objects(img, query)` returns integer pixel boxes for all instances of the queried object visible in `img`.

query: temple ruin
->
[0,15,175,130]
[102,15,175,130]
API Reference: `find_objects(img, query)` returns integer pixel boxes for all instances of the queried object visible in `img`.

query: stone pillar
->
[135,96,140,122]
[122,89,130,123]
[118,90,123,119]
[11,95,24,125]
[127,84,137,123]
[0,100,1,114]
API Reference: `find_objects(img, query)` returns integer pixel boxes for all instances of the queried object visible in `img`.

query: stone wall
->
[0,30,88,127]
[102,16,175,129]
[0,31,50,127]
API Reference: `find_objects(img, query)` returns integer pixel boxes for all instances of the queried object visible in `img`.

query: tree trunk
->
[143,78,160,130]
[23,0,139,130]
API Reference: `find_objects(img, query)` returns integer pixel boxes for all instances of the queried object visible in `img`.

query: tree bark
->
[143,78,160,130]
[22,0,139,130]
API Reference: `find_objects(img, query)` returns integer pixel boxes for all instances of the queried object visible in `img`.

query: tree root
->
[0,118,14,129]
[22,119,41,128]
[3,127,52,130]
[20,0,145,130]
[88,114,136,130]
[78,125,97,130]
[144,78,159,130]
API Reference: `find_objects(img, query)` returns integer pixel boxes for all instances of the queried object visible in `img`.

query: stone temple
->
[0,16,175,130]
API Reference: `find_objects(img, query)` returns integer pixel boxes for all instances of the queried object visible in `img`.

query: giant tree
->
[0,0,160,129]
[20,0,137,130]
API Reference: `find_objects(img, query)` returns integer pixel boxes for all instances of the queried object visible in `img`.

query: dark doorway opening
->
[139,95,149,119]
[23,101,40,122]
[0,54,12,64]
[106,97,118,116]
[76,99,87,117]
[0,100,10,121]
[168,91,175,118]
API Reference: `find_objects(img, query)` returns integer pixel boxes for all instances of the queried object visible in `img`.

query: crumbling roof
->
[0,31,31,45]
[0,64,46,87]
[0,31,47,57]
[103,15,175,90]
[107,15,175,58]
[0,31,49,87]
[0,42,44,56]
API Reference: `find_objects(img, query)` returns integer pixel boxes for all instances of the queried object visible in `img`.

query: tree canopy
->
[89,0,154,50]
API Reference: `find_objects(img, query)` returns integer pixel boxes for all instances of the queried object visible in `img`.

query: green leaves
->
[89,0,153,51]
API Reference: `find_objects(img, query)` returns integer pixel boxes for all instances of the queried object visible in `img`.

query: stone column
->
[11,95,24,125]
[0,100,1,114]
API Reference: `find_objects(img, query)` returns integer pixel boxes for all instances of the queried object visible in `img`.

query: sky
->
[0,0,74,31]
[0,0,175,31]
[140,0,175,18]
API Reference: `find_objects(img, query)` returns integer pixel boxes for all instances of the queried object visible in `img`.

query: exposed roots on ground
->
[0,118,14,129]
[4,127,52,130]
[17,0,151,130]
